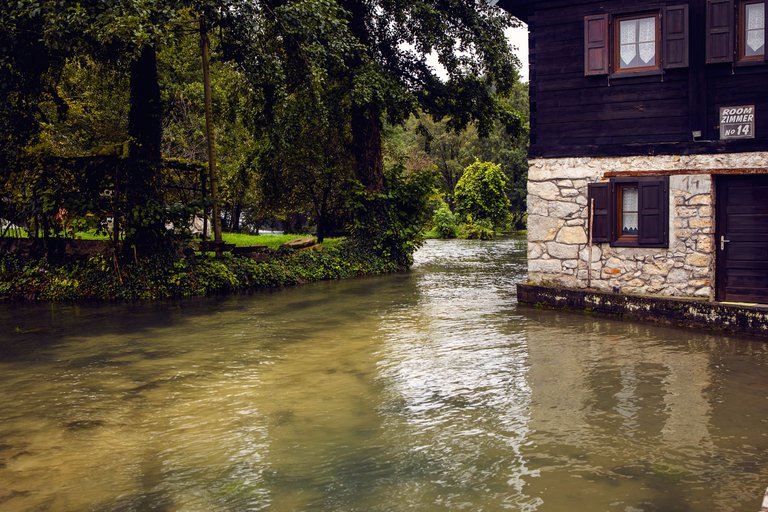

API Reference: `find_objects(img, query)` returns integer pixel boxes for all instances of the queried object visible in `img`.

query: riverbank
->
[0,241,399,302]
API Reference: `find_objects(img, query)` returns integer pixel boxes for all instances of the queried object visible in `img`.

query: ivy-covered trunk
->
[125,44,166,258]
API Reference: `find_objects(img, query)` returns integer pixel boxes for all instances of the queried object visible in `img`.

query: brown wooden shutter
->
[638,178,669,247]
[664,5,689,68]
[588,182,612,243]
[584,14,610,76]
[706,0,734,63]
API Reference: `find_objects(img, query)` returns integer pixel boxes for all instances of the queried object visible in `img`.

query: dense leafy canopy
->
[1,0,526,267]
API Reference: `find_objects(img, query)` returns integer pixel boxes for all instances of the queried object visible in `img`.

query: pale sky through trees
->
[425,24,529,82]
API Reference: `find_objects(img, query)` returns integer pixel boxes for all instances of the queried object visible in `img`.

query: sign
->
[720,105,755,140]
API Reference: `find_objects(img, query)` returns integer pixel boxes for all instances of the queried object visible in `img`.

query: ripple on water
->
[0,238,767,511]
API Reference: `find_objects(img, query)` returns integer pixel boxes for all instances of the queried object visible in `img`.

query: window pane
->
[618,16,656,68]
[746,3,765,56]
[639,42,656,64]
[621,44,638,66]
[621,187,639,236]
[638,17,656,42]
[620,19,637,45]
[747,3,765,30]
[622,213,639,235]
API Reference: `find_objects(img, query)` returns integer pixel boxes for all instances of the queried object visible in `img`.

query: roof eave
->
[496,0,533,23]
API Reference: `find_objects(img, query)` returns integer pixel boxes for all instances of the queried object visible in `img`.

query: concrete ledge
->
[517,283,768,339]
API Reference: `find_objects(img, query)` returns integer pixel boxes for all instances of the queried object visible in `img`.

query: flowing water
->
[1,237,768,512]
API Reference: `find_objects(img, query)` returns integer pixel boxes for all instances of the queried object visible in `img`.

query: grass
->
[221,232,310,249]
[221,232,344,250]
[2,229,344,251]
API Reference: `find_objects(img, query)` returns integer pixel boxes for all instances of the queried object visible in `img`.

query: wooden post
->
[587,198,594,289]
[200,17,222,244]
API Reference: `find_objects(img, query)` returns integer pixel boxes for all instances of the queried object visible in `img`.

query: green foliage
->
[459,218,495,240]
[454,160,511,230]
[0,239,397,302]
[348,165,435,269]
[383,82,530,229]
[431,201,458,239]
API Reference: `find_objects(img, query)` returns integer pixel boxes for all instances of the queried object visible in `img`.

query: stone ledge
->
[517,283,768,339]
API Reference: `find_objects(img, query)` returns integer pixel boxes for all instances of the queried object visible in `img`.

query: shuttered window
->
[707,0,735,63]
[664,5,690,68]
[587,177,669,247]
[588,182,611,242]
[585,8,689,76]
[584,14,610,75]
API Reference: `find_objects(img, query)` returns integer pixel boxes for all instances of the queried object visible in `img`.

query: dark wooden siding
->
[527,0,768,158]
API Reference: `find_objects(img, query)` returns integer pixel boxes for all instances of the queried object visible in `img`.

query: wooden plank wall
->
[528,0,768,158]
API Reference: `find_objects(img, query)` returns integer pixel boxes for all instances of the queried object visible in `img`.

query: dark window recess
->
[707,0,735,63]
[585,14,610,75]
[664,5,690,68]
[588,177,669,247]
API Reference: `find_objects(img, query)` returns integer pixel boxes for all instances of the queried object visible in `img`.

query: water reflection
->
[0,237,767,511]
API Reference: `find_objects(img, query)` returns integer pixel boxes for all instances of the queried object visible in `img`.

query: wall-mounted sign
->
[720,105,755,140]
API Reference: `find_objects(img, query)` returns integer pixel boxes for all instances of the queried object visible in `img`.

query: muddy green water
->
[1,238,768,511]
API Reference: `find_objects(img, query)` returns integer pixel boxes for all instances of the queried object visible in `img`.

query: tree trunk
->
[125,44,165,257]
[343,0,385,193]
[351,102,385,192]
[232,203,242,232]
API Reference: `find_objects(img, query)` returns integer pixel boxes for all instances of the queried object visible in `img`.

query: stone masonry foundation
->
[526,152,768,299]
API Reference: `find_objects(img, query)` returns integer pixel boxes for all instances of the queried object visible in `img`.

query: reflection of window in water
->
[620,185,639,236]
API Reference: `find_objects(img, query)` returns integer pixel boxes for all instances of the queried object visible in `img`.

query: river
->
[1,237,767,511]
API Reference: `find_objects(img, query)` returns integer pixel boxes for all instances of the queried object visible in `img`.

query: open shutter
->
[584,14,610,75]
[588,182,612,243]
[706,0,734,63]
[664,5,689,68]
[638,178,669,247]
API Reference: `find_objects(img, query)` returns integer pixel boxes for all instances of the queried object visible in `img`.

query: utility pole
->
[200,17,223,244]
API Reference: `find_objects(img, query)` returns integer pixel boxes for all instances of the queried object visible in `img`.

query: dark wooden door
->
[716,175,768,303]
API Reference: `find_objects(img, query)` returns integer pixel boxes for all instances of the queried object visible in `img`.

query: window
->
[707,0,767,63]
[588,177,669,248]
[584,6,688,77]
[615,14,660,72]
[741,1,766,60]
[617,185,639,239]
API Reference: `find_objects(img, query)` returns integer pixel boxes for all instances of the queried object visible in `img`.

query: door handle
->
[720,235,731,251]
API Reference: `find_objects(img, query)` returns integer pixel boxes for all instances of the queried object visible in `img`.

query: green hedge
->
[0,242,399,302]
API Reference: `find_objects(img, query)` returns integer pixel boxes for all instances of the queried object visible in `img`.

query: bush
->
[432,202,458,239]
[348,165,435,269]
[0,239,400,302]
[459,218,495,240]
[454,160,511,230]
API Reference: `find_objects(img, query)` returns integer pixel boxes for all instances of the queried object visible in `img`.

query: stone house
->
[500,0,768,304]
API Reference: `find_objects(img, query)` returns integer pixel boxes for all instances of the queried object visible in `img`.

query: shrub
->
[454,160,511,230]
[459,218,495,240]
[432,202,458,239]
[0,239,400,302]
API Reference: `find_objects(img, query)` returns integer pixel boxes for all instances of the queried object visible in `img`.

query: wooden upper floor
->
[499,0,768,158]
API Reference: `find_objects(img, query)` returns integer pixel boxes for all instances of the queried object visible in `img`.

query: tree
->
[454,160,511,230]
[258,83,354,242]
[1,1,262,255]
[232,0,523,257]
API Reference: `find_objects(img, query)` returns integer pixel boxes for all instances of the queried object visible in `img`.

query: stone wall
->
[526,152,768,299]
